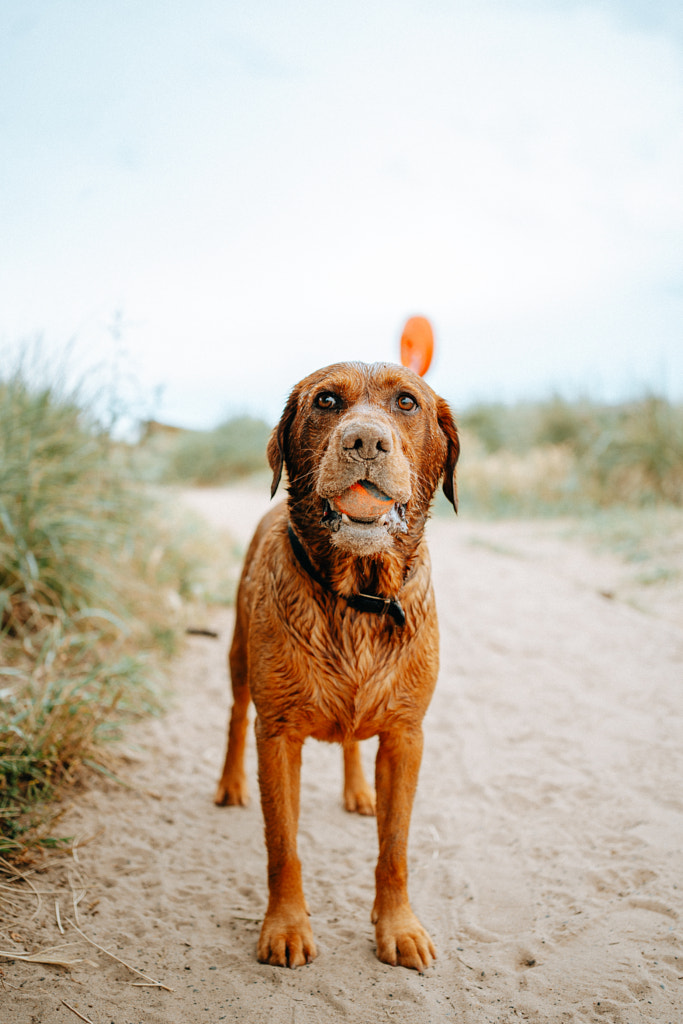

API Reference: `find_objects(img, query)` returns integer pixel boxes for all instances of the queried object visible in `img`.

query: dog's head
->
[268,362,459,556]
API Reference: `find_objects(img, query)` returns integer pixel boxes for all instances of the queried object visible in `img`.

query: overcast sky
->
[1,0,682,427]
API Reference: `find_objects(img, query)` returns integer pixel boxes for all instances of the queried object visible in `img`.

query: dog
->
[215,361,459,971]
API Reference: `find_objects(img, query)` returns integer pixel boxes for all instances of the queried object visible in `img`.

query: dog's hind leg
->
[342,740,376,816]
[214,613,251,807]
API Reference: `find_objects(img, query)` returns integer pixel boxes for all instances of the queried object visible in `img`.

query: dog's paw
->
[343,783,376,816]
[373,909,436,973]
[257,912,317,968]
[213,774,249,807]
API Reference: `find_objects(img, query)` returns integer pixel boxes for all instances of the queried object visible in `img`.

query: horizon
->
[2,0,682,429]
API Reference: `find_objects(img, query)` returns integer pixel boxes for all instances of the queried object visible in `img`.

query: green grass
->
[0,357,233,857]
[0,628,160,856]
[135,415,271,485]
[457,394,683,517]
[3,359,680,856]
[2,383,139,632]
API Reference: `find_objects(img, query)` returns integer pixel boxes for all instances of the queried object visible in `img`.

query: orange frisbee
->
[400,316,434,377]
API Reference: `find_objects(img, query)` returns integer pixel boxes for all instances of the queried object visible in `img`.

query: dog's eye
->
[396,393,418,412]
[314,392,341,410]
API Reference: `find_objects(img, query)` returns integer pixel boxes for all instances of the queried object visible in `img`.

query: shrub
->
[164,415,270,485]
[1,373,141,634]
[585,396,683,505]
[0,357,227,855]
[457,394,683,515]
[134,415,271,486]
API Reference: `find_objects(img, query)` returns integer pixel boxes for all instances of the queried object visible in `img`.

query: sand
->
[2,485,682,1024]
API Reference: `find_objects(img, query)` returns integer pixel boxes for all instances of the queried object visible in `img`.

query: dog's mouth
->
[321,481,408,535]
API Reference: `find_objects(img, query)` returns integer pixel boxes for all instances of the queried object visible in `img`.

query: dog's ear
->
[437,397,460,513]
[267,389,299,498]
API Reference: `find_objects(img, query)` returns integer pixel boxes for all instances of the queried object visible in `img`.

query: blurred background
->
[2,0,682,429]
[2,0,683,858]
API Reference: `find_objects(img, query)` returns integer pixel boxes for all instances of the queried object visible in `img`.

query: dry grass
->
[134,414,271,485]
[0,356,234,858]
[457,394,683,516]
[3,360,680,860]
[0,850,172,996]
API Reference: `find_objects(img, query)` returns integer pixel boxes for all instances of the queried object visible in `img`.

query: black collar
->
[287,524,407,627]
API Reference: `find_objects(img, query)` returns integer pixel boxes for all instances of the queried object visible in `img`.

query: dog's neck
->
[287,495,427,602]
[327,542,419,600]
[287,525,410,626]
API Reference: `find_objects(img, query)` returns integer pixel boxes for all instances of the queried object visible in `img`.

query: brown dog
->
[215,361,459,971]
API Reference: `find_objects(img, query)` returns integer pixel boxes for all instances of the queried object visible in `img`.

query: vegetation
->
[137,394,683,510]
[135,415,270,485]
[2,353,680,858]
[0,360,228,857]
[456,394,683,517]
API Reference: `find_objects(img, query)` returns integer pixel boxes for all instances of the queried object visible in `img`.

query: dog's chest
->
[304,614,411,740]
[248,533,438,741]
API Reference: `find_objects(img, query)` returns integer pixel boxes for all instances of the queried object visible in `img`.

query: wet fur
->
[215,361,459,971]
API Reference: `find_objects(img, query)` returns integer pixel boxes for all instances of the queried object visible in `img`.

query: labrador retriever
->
[215,360,459,971]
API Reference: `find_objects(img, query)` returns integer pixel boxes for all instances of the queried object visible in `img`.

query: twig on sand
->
[0,885,29,914]
[68,871,86,926]
[0,946,86,968]
[0,856,43,920]
[61,1000,96,1024]
[66,918,173,992]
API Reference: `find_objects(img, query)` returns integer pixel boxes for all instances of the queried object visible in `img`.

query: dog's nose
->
[341,421,392,460]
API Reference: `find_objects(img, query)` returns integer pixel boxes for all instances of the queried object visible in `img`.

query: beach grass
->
[0,356,230,856]
[455,394,683,517]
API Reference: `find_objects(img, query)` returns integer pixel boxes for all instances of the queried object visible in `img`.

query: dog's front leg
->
[255,718,316,968]
[372,728,436,972]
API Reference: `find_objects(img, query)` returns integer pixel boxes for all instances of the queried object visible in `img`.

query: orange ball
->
[333,481,393,520]
[400,316,434,377]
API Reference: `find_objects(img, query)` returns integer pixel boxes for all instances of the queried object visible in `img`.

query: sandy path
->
[3,487,682,1024]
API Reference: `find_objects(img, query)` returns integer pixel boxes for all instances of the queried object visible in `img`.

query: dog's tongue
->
[332,480,394,521]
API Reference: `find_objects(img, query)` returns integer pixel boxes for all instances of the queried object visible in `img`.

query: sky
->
[1,0,682,428]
